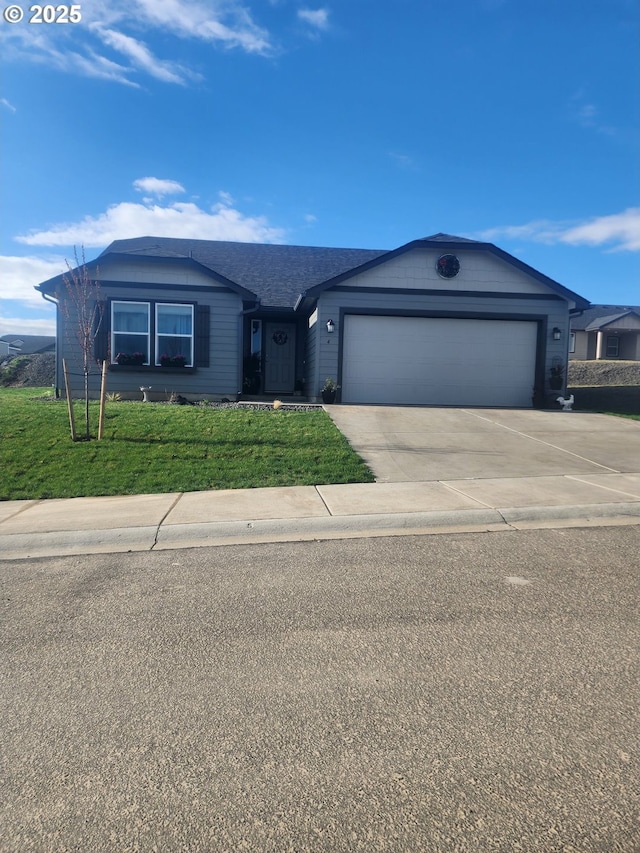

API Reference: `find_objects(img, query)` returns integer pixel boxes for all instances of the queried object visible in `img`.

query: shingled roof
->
[103,232,567,308]
[35,233,588,311]
[101,237,388,309]
[571,304,640,331]
[0,334,55,353]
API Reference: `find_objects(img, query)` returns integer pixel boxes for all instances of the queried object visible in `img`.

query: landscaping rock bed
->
[567,360,640,415]
[568,359,640,386]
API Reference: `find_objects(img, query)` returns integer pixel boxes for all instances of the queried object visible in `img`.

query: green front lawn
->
[0,388,374,500]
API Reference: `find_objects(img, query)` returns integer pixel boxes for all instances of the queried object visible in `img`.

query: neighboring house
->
[35,233,589,407]
[569,304,640,361]
[0,334,55,357]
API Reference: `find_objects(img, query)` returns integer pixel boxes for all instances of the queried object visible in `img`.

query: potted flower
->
[321,377,339,404]
[116,352,145,366]
[160,354,187,367]
[549,362,565,390]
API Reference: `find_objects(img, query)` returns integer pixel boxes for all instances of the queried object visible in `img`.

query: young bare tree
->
[61,247,104,440]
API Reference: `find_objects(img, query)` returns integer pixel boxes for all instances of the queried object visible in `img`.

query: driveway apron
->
[326,406,640,483]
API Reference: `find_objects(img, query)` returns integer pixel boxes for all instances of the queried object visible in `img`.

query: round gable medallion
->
[436,254,460,279]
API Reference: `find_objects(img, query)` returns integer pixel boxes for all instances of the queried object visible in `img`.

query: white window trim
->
[110,299,197,367]
[155,302,195,367]
[111,301,150,365]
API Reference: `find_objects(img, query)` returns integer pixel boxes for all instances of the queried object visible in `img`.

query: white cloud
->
[477,220,563,244]
[297,8,330,31]
[4,183,286,316]
[0,255,69,306]
[1,98,16,112]
[92,27,199,85]
[560,208,640,252]
[15,196,286,247]
[1,26,141,87]
[0,313,56,337]
[569,92,616,137]
[133,177,186,197]
[477,208,640,253]
[127,0,272,53]
[1,0,274,87]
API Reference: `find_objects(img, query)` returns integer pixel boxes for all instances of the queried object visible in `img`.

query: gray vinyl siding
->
[304,317,318,397]
[310,289,570,399]
[58,285,242,400]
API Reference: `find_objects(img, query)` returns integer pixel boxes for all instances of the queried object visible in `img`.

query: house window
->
[112,301,150,363]
[156,303,194,366]
[110,300,197,367]
[251,319,262,356]
[606,335,619,358]
[569,332,576,353]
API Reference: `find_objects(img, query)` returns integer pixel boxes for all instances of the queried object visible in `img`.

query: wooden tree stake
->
[98,359,108,440]
[62,358,77,441]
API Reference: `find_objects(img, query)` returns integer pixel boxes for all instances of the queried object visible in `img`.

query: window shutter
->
[195,304,210,367]
[93,300,109,362]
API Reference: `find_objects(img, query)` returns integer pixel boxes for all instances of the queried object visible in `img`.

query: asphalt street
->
[1,526,638,852]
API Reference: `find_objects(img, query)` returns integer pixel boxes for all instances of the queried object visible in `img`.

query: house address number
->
[3,3,82,23]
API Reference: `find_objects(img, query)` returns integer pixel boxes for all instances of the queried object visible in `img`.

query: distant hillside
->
[0,353,56,387]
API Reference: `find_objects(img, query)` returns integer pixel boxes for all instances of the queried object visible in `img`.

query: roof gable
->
[301,235,589,308]
[35,248,257,302]
[571,304,640,330]
[586,311,640,330]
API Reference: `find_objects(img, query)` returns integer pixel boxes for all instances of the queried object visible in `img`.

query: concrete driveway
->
[327,406,640,482]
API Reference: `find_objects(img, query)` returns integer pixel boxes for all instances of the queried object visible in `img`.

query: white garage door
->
[341,316,538,407]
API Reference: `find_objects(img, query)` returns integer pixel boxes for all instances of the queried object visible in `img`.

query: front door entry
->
[264,322,296,393]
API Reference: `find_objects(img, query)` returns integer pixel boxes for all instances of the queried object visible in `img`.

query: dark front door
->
[264,322,296,393]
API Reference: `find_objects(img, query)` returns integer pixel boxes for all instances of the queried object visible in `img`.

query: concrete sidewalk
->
[1,472,639,560]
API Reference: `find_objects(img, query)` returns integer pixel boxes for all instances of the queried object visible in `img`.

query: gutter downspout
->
[41,291,60,397]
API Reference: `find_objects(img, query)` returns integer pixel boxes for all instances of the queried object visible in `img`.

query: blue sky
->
[1,0,638,336]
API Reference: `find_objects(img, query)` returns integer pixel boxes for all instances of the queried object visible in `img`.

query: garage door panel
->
[342,316,537,407]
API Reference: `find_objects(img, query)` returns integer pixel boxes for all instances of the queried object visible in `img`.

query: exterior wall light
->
[326,319,335,334]
[552,327,561,341]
